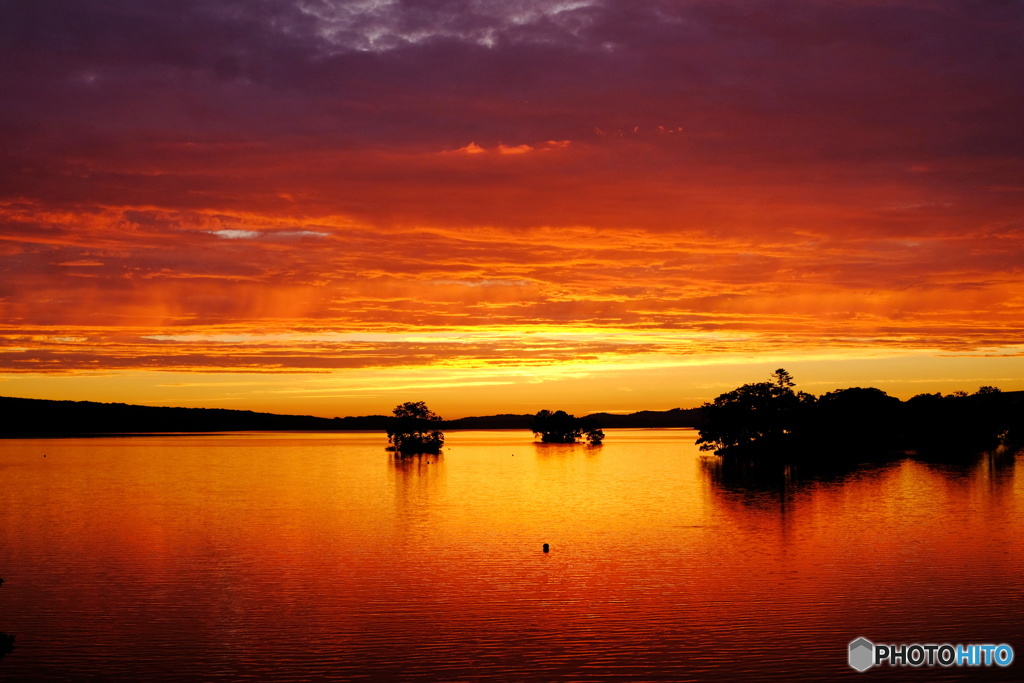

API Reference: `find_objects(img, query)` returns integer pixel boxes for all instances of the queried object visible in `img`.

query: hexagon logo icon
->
[849,637,874,672]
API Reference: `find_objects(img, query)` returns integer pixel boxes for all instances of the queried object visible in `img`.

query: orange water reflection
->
[0,430,1020,680]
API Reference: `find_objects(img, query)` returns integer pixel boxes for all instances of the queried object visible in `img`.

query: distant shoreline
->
[0,396,703,437]
[5,427,704,440]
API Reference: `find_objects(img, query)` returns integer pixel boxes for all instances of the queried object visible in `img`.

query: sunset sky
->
[2,0,1023,418]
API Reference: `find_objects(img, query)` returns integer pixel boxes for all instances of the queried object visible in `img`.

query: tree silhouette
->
[531,410,604,445]
[771,368,795,389]
[905,387,1017,457]
[696,368,809,456]
[532,410,580,443]
[386,401,444,455]
[580,418,605,445]
[808,386,902,451]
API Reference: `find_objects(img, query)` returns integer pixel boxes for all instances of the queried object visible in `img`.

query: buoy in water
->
[542,543,550,553]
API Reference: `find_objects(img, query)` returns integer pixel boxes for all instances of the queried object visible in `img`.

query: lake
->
[0,429,1021,681]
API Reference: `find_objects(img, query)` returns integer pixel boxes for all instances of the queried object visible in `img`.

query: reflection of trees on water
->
[530,441,602,459]
[700,448,1019,558]
[701,446,1018,514]
[391,451,443,469]
[390,453,446,541]
[915,442,1018,471]
[916,445,1018,504]
[701,452,891,502]
[390,452,444,494]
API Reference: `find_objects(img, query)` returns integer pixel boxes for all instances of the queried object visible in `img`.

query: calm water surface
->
[0,429,1021,681]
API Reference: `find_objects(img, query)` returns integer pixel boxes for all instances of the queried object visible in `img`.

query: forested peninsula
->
[697,370,1024,460]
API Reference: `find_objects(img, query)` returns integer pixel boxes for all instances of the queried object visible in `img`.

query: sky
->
[2,0,1023,419]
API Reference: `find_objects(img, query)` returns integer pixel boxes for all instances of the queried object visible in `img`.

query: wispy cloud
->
[210,229,330,240]
[211,230,261,240]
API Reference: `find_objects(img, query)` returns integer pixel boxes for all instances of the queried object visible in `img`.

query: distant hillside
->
[0,396,704,437]
[443,408,703,430]
[0,396,390,436]
[586,408,704,428]
[443,414,535,430]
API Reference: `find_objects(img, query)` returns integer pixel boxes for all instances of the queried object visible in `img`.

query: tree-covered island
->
[697,369,1023,461]
[386,401,445,455]
[531,410,605,445]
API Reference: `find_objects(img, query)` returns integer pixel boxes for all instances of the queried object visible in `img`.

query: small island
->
[531,409,605,445]
[386,401,445,455]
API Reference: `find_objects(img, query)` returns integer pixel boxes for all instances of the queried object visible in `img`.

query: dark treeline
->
[444,408,702,430]
[436,409,702,430]
[0,396,702,437]
[8,383,1019,455]
[697,369,1024,461]
[586,408,702,429]
[0,396,392,436]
